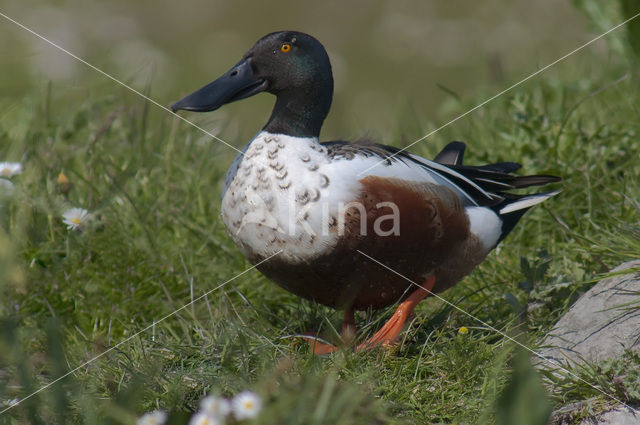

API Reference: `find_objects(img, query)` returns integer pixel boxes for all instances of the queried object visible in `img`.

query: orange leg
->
[356,275,436,351]
[302,276,436,354]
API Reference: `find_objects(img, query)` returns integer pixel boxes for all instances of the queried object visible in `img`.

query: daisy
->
[62,207,90,230]
[137,410,168,425]
[231,391,262,420]
[200,395,231,418]
[0,162,22,178]
[458,326,469,335]
[188,412,221,425]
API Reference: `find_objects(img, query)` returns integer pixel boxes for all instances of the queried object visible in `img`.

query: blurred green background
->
[0,0,591,143]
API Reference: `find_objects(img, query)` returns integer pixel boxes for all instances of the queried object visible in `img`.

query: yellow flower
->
[57,172,72,194]
[458,326,469,335]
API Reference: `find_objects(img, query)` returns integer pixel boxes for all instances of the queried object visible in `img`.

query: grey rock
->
[537,260,640,368]
[551,399,640,425]
[550,399,594,424]
[577,406,640,425]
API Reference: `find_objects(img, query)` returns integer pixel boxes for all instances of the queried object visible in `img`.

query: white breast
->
[222,132,341,262]
[221,131,461,263]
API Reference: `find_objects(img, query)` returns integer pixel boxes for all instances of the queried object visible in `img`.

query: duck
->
[171,31,561,354]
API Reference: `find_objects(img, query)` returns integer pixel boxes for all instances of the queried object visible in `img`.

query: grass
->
[1,10,640,425]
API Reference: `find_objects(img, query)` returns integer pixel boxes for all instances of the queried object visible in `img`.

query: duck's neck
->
[263,78,333,139]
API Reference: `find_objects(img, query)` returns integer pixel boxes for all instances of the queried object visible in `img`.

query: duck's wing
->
[321,140,560,208]
[322,139,494,205]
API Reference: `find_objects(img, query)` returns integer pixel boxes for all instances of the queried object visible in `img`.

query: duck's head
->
[171,31,333,138]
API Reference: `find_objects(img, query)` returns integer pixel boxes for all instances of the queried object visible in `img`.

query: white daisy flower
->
[200,395,231,418]
[137,410,168,425]
[231,391,262,420]
[0,162,22,178]
[0,178,15,194]
[62,207,90,230]
[188,411,221,425]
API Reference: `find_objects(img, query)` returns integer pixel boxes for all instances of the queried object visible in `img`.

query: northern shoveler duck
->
[171,31,561,354]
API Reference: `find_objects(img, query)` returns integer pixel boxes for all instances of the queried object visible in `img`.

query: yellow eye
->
[280,43,291,53]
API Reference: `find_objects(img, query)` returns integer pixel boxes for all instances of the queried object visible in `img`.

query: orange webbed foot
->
[299,308,356,355]
[298,277,435,354]
[356,276,435,352]
[299,334,340,354]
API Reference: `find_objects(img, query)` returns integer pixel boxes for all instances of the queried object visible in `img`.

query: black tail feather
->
[432,141,561,244]
[490,191,561,243]
[432,141,561,207]
[433,141,466,165]
[494,203,530,244]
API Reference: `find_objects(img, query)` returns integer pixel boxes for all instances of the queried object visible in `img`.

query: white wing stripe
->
[499,191,561,214]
